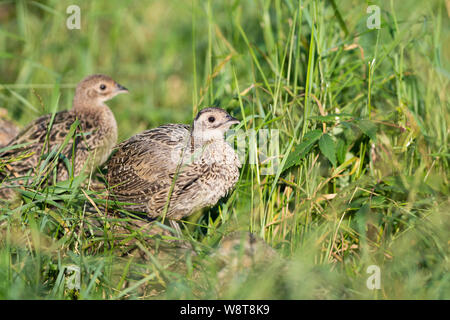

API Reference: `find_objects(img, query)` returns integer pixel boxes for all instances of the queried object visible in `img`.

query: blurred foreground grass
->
[0,0,448,299]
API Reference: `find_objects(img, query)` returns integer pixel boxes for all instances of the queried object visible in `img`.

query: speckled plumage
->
[106,107,241,220]
[0,74,127,198]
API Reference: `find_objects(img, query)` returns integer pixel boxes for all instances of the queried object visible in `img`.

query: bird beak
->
[226,114,240,125]
[115,83,129,93]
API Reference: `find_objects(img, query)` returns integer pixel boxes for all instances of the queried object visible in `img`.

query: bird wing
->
[106,124,194,211]
[1,111,103,179]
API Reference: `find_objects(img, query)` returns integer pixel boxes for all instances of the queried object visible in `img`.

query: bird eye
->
[99,84,106,90]
[208,116,215,123]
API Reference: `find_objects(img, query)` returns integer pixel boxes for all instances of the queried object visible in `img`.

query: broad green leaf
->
[319,133,337,167]
[302,129,323,142]
[356,120,377,141]
[336,139,347,164]
[282,129,322,172]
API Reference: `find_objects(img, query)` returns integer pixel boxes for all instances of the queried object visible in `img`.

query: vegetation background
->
[0,0,448,299]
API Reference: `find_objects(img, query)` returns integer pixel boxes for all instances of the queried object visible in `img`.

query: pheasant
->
[106,107,241,221]
[0,74,128,199]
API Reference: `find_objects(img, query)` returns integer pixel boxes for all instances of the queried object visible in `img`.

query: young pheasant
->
[0,74,128,198]
[106,107,241,220]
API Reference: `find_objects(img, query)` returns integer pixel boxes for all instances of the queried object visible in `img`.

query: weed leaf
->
[319,133,337,167]
[283,129,322,172]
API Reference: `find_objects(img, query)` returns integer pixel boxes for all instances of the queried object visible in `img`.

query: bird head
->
[74,74,128,107]
[192,107,240,142]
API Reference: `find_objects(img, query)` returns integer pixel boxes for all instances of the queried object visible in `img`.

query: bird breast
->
[94,107,118,166]
[77,105,118,170]
[185,139,241,204]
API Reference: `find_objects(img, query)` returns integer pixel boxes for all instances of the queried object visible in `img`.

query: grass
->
[0,0,449,299]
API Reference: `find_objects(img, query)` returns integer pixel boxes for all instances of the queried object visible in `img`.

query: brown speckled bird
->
[106,107,241,220]
[214,231,279,282]
[0,74,127,198]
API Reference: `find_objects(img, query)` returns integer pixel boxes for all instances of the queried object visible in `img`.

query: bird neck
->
[72,94,105,113]
[191,124,226,146]
[190,132,224,149]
